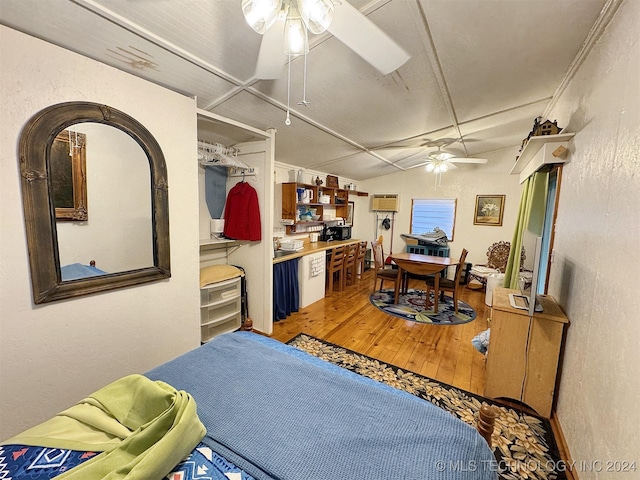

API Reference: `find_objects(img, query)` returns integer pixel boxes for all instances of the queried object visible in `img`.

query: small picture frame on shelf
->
[326,175,339,188]
[346,201,354,226]
[474,195,505,226]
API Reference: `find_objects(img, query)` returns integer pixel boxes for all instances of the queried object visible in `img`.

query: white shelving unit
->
[200,276,242,343]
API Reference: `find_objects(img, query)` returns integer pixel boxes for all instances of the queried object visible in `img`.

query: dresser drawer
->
[200,276,241,307]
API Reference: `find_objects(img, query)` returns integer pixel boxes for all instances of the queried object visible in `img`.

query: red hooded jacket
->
[223,182,262,241]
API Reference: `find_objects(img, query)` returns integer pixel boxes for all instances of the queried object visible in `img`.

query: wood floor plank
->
[270,270,489,396]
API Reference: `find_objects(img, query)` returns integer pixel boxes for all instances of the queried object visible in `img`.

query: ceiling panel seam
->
[410,0,465,154]
[235,87,408,171]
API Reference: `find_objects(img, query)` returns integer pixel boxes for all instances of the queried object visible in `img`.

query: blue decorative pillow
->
[471,328,490,355]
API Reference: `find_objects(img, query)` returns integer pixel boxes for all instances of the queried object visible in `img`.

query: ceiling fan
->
[421,139,488,173]
[242,0,410,79]
[373,137,487,171]
[410,139,487,187]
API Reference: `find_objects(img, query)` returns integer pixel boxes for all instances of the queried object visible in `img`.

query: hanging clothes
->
[223,181,262,241]
[204,165,228,219]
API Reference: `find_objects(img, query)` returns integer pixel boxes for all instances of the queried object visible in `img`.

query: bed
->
[60,260,107,281]
[1,332,498,480]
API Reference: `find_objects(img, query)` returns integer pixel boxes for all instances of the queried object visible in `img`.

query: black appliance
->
[322,225,352,241]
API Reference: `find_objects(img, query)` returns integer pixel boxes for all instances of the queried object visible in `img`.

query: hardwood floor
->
[270,270,491,396]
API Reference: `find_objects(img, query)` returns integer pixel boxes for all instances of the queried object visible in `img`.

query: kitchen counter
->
[272,238,362,264]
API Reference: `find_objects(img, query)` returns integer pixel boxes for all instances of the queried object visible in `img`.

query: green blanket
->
[2,374,206,479]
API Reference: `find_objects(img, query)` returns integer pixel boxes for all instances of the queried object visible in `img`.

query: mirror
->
[56,123,153,276]
[19,101,170,304]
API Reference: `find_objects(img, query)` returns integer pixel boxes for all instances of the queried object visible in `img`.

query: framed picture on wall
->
[51,129,88,221]
[346,201,355,226]
[474,195,505,226]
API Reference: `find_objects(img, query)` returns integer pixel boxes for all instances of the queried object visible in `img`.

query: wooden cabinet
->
[484,287,568,418]
[282,182,349,234]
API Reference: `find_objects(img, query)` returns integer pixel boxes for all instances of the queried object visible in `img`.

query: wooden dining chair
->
[425,248,468,314]
[326,245,346,296]
[342,243,358,288]
[371,236,401,293]
[355,241,368,279]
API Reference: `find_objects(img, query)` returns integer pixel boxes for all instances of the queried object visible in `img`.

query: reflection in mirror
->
[18,101,170,304]
[52,129,88,221]
[56,123,153,277]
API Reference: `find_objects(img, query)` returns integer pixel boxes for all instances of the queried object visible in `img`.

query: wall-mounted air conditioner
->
[371,194,400,212]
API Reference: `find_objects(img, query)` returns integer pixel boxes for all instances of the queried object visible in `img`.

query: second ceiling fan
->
[420,139,488,174]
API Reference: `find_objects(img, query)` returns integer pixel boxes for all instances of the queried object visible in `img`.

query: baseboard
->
[550,412,577,480]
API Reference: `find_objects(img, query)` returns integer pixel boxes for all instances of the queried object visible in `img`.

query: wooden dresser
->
[484,287,569,418]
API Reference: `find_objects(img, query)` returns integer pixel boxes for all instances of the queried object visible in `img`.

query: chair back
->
[371,236,385,270]
[344,243,357,266]
[342,243,358,287]
[328,246,346,273]
[355,240,368,278]
[453,249,469,285]
[485,241,526,273]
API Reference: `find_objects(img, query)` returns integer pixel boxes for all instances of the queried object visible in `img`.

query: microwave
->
[322,225,352,241]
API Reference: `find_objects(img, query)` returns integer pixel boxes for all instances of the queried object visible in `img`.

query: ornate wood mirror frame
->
[19,101,170,304]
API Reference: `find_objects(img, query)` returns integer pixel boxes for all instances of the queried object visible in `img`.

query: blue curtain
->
[204,165,228,219]
[273,258,300,320]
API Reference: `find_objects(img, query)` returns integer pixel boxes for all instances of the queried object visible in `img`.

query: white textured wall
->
[545,0,640,473]
[357,149,523,269]
[0,27,200,440]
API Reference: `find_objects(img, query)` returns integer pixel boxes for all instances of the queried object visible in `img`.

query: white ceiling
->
[0,0,609,180]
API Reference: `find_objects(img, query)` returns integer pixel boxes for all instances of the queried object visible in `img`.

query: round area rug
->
[370,288,476,325]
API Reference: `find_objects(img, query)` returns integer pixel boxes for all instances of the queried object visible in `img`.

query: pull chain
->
[298,53,310,106]
[285,54,292,126]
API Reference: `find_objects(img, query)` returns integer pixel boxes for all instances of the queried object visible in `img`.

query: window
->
[410,199,456,240]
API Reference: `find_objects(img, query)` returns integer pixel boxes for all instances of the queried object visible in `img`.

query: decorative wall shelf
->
[510,133,575,183]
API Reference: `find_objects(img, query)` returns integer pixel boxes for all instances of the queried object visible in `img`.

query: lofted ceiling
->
[0,0,611,181]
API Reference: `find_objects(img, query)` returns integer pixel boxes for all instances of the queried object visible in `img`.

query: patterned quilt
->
[0,442,254,480]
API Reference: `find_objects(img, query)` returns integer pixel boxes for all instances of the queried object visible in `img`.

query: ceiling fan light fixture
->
[299,0,334,34]
[242,0,283,34]
[425,163,435,173]
[432,151,453,161]
[284,4,309,55]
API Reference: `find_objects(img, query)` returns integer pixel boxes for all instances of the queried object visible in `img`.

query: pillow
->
[200,265,243,288]
[471,328,490,355]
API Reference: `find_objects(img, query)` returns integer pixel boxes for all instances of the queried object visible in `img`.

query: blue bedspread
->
[147,332,497,480]
[60,263,107,281]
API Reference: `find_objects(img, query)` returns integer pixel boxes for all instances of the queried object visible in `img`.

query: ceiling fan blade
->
[327,1,410,75]
[421,138,460,148]
[449,158,488,164]
[417,160,458,171]
[255,16,287,79]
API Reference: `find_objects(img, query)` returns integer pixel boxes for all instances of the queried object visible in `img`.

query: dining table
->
[390,252,459,313]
